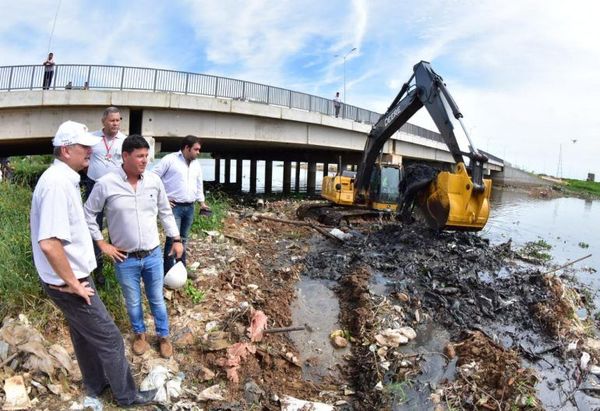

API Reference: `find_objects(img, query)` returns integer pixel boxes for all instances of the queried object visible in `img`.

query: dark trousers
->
[41,278,137,405]
[43,71,54,90]
[334,105,341,118]
[164,202,194,273]
[82,175,104,277]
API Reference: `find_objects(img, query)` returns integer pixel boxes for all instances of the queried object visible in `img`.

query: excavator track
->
[297,203,394,226]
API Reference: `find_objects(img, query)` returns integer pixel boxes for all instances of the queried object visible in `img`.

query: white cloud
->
[0,0,598,178]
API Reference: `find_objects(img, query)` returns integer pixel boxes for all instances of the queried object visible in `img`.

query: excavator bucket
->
[421,163,491,231]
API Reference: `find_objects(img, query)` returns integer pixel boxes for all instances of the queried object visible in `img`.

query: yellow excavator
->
[302,61,491,231]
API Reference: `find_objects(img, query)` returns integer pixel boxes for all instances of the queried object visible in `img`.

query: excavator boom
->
[352,61,491,231]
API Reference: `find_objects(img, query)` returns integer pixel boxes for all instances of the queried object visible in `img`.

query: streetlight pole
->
[335,47,357,105]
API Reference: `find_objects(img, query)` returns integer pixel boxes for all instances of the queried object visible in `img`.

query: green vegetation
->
[184,280,206,303]
[564,179,600,197]
[0,181,51,324]
[521,239,552,261]
[10,155,53,187]
[190,191,231,233]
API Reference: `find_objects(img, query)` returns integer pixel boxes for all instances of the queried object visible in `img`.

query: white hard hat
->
[164,261,187,289]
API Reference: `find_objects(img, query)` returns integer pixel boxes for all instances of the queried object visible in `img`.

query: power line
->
[47,0,62,53]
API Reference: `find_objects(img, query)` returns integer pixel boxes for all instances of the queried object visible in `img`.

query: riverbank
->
[1,189,599,410]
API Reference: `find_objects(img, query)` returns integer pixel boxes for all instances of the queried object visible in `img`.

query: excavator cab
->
[368,164,403,211]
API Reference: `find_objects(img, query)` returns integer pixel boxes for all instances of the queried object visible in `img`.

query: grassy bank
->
[565,179,600,197]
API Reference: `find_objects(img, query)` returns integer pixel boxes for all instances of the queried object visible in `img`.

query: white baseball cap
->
[52,121,102,147]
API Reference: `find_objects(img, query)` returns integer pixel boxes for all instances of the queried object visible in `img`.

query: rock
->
[197,384,225,401]
[581,352,591,369]
[444,343,456,359]
[331,336,348,348]
[280,395,334,411]
[374,329,409,347]
[197,365,216,381]
[397,293,410,303]
[3,375,31,410]
[590,365,600,376]
[205,321,220,332]
[201,331,232,351]
[244,379,264,404]
[398,326,417,340]
[174,332,195,346]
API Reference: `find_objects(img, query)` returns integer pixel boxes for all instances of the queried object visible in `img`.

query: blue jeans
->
[164,203,194,273]
[115,247,169,337]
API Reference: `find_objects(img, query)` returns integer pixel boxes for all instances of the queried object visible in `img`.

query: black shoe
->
[126,388,158,407]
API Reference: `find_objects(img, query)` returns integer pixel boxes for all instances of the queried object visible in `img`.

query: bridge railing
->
[0,63,442,141]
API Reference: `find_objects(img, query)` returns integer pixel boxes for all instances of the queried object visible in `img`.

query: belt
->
[126,246,159,259]
[172,201,194,206]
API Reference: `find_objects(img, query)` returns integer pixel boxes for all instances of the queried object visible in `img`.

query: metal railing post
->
[52,65,57,90]
[267,86,270,104]
[241,81,245,100]
[7,67,13,91]
[153,69,157,92]
[120,67,125,90]
[215,77,219,97]
[86,65,91,88]
[184,73,189,94]
[29,66,35,90]
[288,91,292,108]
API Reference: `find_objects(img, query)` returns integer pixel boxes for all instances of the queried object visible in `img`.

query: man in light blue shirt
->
[153,135,210,274]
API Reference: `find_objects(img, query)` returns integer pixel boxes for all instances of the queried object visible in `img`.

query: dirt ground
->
[1,198,598,410]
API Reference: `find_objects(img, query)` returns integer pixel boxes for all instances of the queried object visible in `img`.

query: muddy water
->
[289,277,349,382]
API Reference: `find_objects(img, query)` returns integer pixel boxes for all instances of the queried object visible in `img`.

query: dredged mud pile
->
[302,221,570,409]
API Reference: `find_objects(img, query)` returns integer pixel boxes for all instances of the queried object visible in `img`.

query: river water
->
[483,187,599,308]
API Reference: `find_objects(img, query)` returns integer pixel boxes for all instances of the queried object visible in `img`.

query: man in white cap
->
[30,121,156,407]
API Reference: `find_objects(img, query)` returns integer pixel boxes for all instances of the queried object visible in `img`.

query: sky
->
[2,0,599,179]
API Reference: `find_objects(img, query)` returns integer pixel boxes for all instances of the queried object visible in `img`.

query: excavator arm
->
[355,61,491,230]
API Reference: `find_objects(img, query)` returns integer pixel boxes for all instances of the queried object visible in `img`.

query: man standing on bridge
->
[83,106,126,286]
[152,135,210,274]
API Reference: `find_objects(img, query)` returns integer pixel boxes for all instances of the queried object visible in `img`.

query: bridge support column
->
[250,159,257,194]
[264,160,272,194]
[214,157,221,184]
[224,158,231,185]
[143,136,156,161]
[307,161,316,196]
[294,161,301,193]
[236,159,243,190]
[283,160,291,195]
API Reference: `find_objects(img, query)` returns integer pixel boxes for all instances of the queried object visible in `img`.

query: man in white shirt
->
[31,121,156,407]
[83,106,126,286]
[84,135,183,359]
[333,91,341,118]
[153,135,210,274]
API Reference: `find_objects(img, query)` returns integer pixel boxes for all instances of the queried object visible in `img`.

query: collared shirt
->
[152,151,205,203]
[30,159,97,285]
[84,167,179,252]
[86,130,126,181]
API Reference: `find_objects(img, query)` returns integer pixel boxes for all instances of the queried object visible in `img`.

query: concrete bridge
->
[0,64,505,194]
